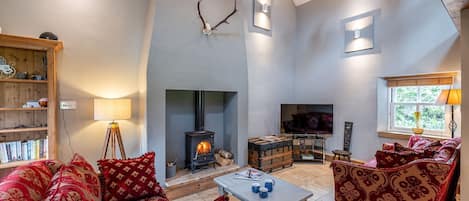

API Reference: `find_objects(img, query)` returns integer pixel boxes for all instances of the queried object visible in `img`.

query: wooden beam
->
[378,131,451,141]
[383,72,458,81]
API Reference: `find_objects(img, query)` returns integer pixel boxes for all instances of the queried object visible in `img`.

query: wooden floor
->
[174,162,334,201]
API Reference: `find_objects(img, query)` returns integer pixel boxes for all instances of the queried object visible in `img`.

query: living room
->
[0,0,467,201]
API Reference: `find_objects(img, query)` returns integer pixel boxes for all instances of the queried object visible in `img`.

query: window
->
[389,85,449,136]
[382,72,457,139]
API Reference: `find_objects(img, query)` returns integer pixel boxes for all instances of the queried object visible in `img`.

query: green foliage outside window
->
[392,86,447,131]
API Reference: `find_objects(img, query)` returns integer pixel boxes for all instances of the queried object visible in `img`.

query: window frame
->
[387,85,450,137]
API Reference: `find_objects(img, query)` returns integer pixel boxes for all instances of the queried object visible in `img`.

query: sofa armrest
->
[332,159,454,201]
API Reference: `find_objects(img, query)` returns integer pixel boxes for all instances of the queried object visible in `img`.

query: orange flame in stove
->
[196,141,211,155]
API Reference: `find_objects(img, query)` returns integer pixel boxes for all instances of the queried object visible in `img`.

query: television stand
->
[280,134,328,163]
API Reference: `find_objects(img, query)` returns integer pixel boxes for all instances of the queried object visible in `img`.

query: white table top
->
[214,168,313,201]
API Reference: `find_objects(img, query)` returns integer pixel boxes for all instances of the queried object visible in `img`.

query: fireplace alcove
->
[165,90,238,178]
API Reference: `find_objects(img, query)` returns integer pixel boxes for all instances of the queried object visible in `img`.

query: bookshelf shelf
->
[0,159,46,169]
[0,127,48,134]
[0,79,48,84]
[0,138,48,170]
[0,108,48,111]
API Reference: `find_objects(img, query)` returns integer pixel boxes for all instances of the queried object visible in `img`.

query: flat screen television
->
[281,104,333,135]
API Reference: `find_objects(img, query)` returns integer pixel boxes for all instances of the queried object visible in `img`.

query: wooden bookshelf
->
[0,127,48,134]
[0,79,48,84]
[0,159,46,169]
[0,34,62,172]
[0,107,47,111]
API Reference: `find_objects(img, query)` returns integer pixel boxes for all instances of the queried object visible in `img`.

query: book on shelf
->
[0,138,48,164]
[21,141,27,160]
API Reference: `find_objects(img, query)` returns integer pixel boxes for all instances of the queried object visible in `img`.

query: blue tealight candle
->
[264,179,275,192]
[251,183,260,193]
[259,187,268,199]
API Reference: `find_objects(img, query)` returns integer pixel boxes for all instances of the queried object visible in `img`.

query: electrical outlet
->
[60,101,77,110]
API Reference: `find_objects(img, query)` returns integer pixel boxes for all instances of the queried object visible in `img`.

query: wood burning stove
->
[185,131,215,172]
[185,91,216,172]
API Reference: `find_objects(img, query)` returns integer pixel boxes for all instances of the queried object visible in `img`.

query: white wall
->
[243,0,297,137]
[294,0,461,161]
[138,0,157,154]
[0,0,150,166]
[146,0,249,183]
[460,7,469,201]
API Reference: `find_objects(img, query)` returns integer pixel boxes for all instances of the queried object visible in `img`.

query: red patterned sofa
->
[0,153,228,201]
[332,136,460,201]
[0,153,170,201]
[0,154,105,201]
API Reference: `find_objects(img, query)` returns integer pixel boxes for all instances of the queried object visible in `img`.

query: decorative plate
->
[0,56,16,79]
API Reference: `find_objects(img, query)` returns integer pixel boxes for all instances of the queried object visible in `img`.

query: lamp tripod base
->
[101,122,127,159]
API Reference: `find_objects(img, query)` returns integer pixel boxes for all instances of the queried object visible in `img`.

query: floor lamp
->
[94,98,131,159]
[436,89,461,138]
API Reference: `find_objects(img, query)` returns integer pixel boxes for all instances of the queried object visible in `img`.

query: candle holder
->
[412,111,424,135]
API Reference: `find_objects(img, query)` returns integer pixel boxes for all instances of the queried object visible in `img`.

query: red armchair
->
[332,137,460,201]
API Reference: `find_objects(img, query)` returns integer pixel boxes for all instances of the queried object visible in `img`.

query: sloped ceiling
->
[442,0,469,31]
[292,0,311,6]
[292,0,468,31]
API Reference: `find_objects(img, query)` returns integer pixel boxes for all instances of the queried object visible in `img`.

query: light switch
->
[60,101,77,110]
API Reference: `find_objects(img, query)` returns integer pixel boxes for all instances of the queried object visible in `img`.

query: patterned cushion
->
[382,143,395,151]
[70,154,95,172]
[410,138,440,152]
[394,143,413,152]
[70,153,101,197]
[45,154,101,201]
[375,150,431,168]
[425,141,442,152]
[31,159,64,175]
[434,138,461,161]
[0,162,53,201]
[98,152,165,201]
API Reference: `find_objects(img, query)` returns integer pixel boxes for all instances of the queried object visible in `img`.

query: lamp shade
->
[94,99,131,121]
[435,89,461,105]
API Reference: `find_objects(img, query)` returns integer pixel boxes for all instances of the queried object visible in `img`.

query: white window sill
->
[378,131,451,141]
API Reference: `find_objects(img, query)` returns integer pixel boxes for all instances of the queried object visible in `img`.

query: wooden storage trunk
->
[248,136,293,172]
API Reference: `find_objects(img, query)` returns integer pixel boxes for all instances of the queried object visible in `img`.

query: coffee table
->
[214,168,313,201]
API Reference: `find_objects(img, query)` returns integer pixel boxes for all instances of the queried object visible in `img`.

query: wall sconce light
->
[261,3,270,13]
[344,15,374,53]
[353,30,361,39]
[253,0,272,31]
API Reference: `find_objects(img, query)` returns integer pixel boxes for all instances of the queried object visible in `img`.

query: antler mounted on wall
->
[197,0,238,35]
